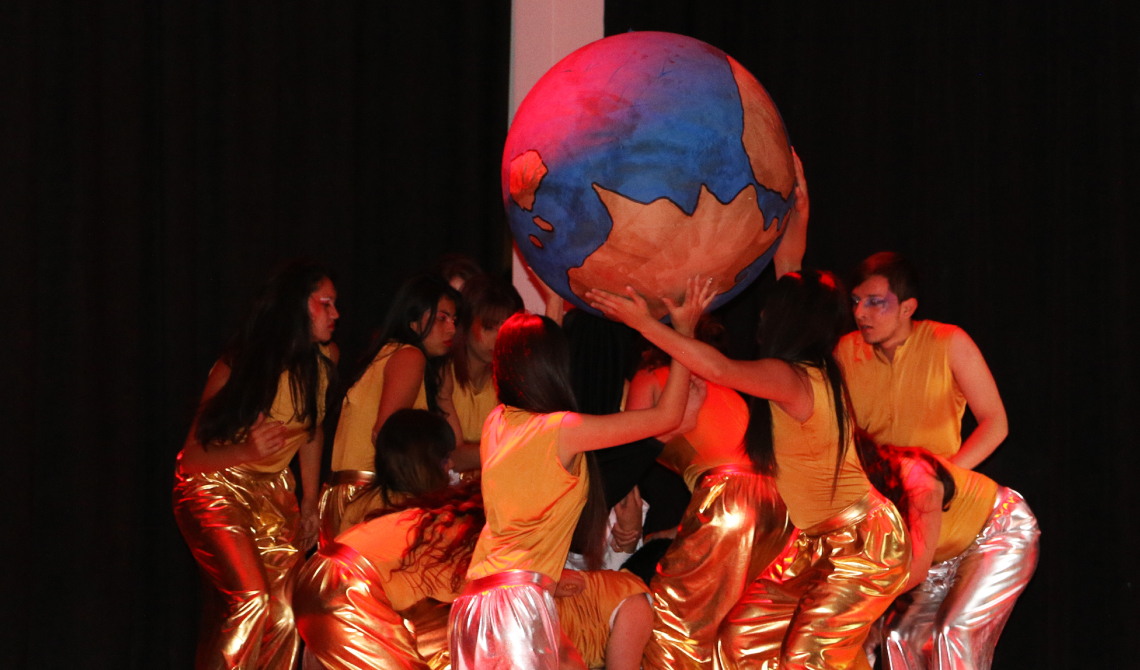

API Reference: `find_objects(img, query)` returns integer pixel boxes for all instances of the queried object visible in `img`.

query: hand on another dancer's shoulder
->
[663,276,718,338]
[586,286,654,331]
[242,412,289,461]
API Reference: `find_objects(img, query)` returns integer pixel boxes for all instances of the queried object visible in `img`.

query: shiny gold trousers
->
[450,570,587,670]
[173,465,303,670]
[717,491,910,670]
[317,470,375,548]
[643,466,793,670]
[294,541,438,670]
[877,487,1039,670]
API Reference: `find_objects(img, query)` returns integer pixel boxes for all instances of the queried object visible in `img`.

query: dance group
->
[173,163,1040,670]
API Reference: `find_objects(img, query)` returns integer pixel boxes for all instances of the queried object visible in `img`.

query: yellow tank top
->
[836,320,967,458]
[931,456,998,562]
[467,406,587,582]
[770,366,871,530]
[337,508,465,610]
[331,342,428,472]
[246,344,331,473]
[450,364,499,444]
[651,366,751,491]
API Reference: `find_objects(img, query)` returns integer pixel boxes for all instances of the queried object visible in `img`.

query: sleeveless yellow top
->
[467,406,587,582]
[770,367,871,530]
[651,366,751,491]
[331,342,428,472]
[931,455,998,562]
[337,508,464,610]
[246,344,331,473]
[450,364,499,444]
[836,320,967,458]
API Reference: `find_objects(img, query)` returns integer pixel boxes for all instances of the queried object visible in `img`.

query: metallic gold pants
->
[173,465,302,670]
[318,470,376,548]
[643,466,793,670]
[877,487,1039,670]
[450,570,586,670]
[294,541,430,670]
[716,491,910,670]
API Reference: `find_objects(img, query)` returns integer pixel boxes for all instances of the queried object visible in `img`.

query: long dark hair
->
[361,409,456,510]
[493,313,609,571]
[854,431,955,520]
[743,270,853,489]
[348,274,461,414]
[380,480,486,593]
[451,274,523,389]
[196,260,335,447]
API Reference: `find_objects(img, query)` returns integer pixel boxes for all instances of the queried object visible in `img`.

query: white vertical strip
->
[509,0,605,314]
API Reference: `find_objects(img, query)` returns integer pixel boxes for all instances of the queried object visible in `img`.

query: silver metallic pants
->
[878,486,1039,670]
[449,570,586,670]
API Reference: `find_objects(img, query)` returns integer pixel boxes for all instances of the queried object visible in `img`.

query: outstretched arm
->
[948,328,1008,469]
[773,148,809,279]
[587,278,807,410]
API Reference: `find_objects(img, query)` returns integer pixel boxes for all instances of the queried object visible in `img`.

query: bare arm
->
[557,358,690,466]
[899,457,945,591]
[587,278,811,417]
[177,361,290,474]
[773,148,809,279]
[372,346,428,442]
[948,329,1008,469]
[437,363,482,472]
[296,430,322,551]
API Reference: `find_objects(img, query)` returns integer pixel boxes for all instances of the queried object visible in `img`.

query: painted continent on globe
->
[504,31,797,318]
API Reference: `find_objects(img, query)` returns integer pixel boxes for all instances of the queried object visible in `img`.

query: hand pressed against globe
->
[663,277,718,338]
[588,276,717,338]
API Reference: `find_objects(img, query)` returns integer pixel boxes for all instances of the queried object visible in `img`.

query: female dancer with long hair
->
[296,408,476,670]
[449,313,692,670]
[438,273,523,473]
[627,315,793,670]
[589,271,911,670]
[319,274,461,545]
[173,260,338,670]
[855,435,1039,670]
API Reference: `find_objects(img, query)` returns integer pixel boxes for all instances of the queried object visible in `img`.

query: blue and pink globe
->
[504,31,797,319]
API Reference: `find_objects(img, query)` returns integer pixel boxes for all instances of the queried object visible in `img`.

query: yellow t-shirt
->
[336,508,465,610]
[931,456,998,562]
[331,342,428,472]
[770,367,871,530]
[450,365,498,444]
[467,406,587,582]
[651,366,751,491]
[836,320,967,458]
[246,344,331,473]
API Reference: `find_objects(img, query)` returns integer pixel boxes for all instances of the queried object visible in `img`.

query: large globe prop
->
[504,31,797,319]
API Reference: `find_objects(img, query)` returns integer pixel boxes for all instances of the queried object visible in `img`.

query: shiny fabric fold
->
[878,487,1039,670]
[318,470,375,548]
[450,570,584,670]
[294,541,429,670]
[173,465,302,670]
[642,466,793,670]
[716,491,910,670]
[556,569,651,668]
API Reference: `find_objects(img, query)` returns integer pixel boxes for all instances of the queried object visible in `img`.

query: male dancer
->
[835,252,1007,468]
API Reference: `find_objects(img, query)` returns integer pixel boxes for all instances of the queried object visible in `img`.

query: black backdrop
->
[1,1,1136,668]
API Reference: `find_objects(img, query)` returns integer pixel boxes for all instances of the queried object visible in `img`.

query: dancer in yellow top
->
[449,312,692,670]
[173,260,339,670]
[590,271,911,670]
[835,252,1007,468]
[319,274,460,545]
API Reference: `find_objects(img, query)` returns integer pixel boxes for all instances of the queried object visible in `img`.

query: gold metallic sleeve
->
[717,491,910,670]
[643,466,793,670]
[172,465,303,670]
[294,542,430,670]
